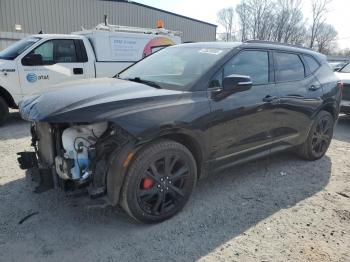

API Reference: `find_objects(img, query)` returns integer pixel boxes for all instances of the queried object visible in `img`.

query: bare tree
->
[315,23,337,53]
[273,0,306,44]
[236,1,250,41]
[217,7,235,41]
[247,0,275,40]
[309,0,332,49]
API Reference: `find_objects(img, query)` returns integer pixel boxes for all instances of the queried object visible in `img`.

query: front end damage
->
[18,121,134,199]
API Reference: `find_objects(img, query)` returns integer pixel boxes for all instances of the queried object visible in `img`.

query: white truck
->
[0,22,181,125]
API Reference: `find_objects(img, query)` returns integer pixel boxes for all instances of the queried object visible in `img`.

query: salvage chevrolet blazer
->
[17,41,341,223]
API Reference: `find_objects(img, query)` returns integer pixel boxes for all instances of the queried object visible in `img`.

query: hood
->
[0,59,16,70]
[335,71,350,84]
[19,78,185,123]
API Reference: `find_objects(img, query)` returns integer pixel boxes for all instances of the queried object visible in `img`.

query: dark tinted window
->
[275,52,305,82]
[54,40,78,63]
[304,55,320,73]
[224,50,269,85]
[210,70,223,88]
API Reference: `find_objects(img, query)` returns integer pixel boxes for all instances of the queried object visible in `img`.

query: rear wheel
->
[121,140,197,223]
[298,110,334,160]
[0,97,9,126]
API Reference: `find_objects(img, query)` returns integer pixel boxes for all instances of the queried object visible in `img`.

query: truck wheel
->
[0,97,9,126]
[297,110,334,160]
[121,140,197,224]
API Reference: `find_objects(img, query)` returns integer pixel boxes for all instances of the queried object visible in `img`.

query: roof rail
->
[93,23,182,37]
[244,40,311,51]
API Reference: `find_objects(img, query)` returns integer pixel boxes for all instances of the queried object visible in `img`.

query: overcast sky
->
[134,0,350,49]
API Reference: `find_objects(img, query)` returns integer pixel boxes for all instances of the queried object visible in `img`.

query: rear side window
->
[275,52,305,82]
[223,50,269,85]
[54,39,78,63]
[304,55,320,73]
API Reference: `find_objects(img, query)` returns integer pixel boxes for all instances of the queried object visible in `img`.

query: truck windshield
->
[340,63,350,73]
[119,45,229,90]
[0,37,41,60]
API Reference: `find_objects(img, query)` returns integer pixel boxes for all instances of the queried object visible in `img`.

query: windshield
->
[119,45,230,90]
[340,63,350,73]
[0,37,41,60]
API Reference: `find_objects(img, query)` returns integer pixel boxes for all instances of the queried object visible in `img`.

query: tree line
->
[217,0,338,54]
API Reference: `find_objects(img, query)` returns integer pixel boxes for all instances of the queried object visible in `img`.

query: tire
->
[120,139,197,224]
[297,110,334,160]
[0,97,9,127]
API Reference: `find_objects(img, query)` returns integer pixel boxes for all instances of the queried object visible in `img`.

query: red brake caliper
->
[142,177,154,189]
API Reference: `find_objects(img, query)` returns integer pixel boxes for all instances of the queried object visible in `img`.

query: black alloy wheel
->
[121,140,197,223]
[310,114,333,158]
[298,110,334,160]
[137,154,191,216]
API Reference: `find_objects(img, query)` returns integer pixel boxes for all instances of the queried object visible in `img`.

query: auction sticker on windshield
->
[198,49,223,55]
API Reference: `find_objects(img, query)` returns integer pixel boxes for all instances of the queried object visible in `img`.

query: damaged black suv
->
[18,41,341,223]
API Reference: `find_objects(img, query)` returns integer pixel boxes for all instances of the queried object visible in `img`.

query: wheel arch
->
[319,102,338,121]
[158,132,204,179]
[106,129,206,207]
[0,86,17,108]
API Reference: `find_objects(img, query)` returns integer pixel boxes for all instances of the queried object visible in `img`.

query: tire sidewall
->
[122,140,197,224]
[306,111,334,160]
[0,97,9,126]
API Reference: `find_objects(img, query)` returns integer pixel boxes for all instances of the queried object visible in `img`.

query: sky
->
[134,0,350,49]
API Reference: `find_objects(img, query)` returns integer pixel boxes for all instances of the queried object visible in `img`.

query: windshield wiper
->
[126,77,162,89]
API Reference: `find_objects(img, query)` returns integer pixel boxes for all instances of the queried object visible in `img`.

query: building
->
[0,0,217,50]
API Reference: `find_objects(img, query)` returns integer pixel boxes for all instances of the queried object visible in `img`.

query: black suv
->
[18,41,341,223]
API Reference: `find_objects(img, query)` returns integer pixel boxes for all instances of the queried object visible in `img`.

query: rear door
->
[271,51,323,148]
[208,49,279,167]
[18,39,87,96]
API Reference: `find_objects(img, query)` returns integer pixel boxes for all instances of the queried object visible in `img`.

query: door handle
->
[309,85,321,91]
[263,95,279,103]
[73,68,84,75]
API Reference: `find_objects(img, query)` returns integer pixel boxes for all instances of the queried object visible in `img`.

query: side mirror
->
[222,74,252,93]
[22,53,43,66]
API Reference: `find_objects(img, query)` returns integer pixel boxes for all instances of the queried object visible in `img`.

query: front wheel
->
[0,97,9,126]
[120,140,197,224]
[298,110,334,160]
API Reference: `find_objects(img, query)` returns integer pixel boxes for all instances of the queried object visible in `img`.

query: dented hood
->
[19,78,184,123]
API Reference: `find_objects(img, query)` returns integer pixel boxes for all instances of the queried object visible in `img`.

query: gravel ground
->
[0,112,349,262]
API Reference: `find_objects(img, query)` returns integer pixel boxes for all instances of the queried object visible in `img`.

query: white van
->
[0,22,181,125]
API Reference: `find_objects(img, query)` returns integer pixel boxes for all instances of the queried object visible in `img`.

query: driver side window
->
[24,39,79,65]
[33,40,54,64]
[210,50,269,88]
[224,50,269,85]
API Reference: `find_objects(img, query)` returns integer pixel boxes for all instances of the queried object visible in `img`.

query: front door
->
[208,49,279,168]
[18,39,87,97]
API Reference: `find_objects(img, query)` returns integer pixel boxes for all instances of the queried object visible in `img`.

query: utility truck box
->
[0,23,181,125]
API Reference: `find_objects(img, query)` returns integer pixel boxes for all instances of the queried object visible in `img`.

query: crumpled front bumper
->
[17,151,55,193]
[17,122,57,193]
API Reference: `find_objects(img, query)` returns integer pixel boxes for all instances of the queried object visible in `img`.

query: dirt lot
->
[0,112,349,262]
